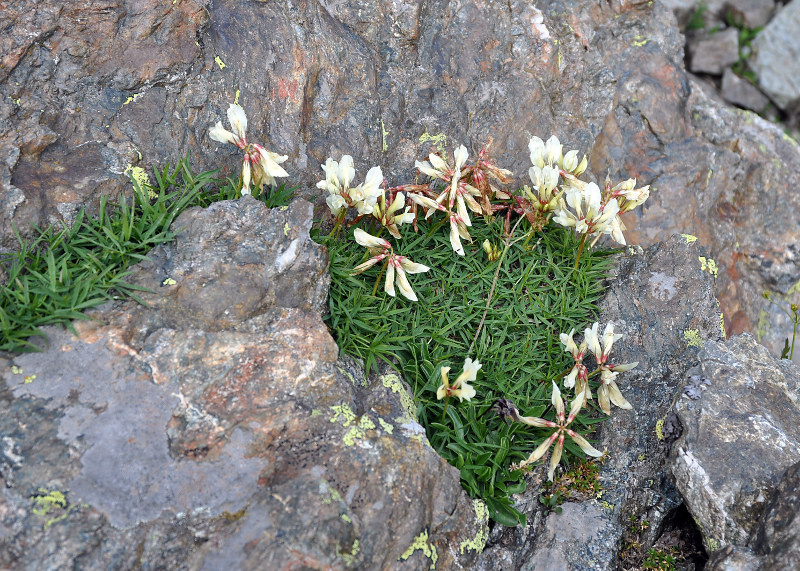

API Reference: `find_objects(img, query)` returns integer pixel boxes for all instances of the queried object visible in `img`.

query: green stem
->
[791,313,798,360]
[469,216,526,356]
[441,396,451,422]
[372,260,388,297]
[574,232,588,270]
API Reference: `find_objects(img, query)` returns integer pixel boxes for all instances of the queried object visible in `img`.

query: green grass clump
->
[0,156,293,352]
[321,216,614,525]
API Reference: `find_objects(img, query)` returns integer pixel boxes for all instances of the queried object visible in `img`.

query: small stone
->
[751,0,800,111]
[721,68,770,112]
[724,0,776,29]
[688,28,741,75]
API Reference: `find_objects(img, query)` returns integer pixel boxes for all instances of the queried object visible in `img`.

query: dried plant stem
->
[469,216,526,356]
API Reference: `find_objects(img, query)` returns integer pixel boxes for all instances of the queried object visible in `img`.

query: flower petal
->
[209,122,237,145]
[353,228,391,250]
[226,103,248,142]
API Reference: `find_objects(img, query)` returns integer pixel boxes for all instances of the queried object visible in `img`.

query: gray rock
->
[753,461,800,570]
[721,68,770,112]
[724,0,775,29]
[670,334,800,552]
[477,235,723,570]
[0,197,486,569]
[688,28,741,74]
[751,0,800,112]
[707,545,764,571]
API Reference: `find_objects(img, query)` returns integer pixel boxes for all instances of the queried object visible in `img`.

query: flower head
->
[349,229,429,301]
[584,322,638,415]
[553,183,622,244]
[208,103,288,194]
[511,383,603,480]
[436,358,481,402]
[373,191,415,239]
[318,157,383,217]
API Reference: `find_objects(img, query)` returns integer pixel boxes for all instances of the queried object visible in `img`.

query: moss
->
[399,530,438,569]
[380,374,416,420]
[459,499,489,554]
[683,329,703,348]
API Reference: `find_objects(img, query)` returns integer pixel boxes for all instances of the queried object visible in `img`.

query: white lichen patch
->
[649,271,678,301]
[399,530,438,569]
[459,499,489,554]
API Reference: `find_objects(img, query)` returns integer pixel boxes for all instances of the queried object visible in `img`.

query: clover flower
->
[350,229,429,301]
[511,382,603,480]
[528,135,587,176]
[553,182,622,244]
[318,156,383,217]
[560,328,590,404]
[436,358,481,402]
[209,103,288,194]
[584,322,638,415]
[526,164,561,212]
[469,138,513,212]
[373,191,416,239]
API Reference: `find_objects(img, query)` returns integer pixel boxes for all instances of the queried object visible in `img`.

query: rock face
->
[476,235,723,570]
[751,0,800,113]
[687,28,740,74]
[670,334,800,568]
[0,198,487,570]
[3,0,798,365]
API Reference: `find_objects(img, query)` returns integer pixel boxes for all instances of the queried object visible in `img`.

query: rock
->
[720,68,770,112]
[724,0,776,29]
[669,334,800,552]
[659,0,705,29]
[0,197,487,569]
[707,545,764,571]
[688,28,741,74]
[752,461,800,570]
[476,235,722,569]
[751,0,800,112]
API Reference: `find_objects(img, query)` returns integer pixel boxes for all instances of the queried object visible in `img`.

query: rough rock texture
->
[0,198,487,569]
[751,0,800,112]
[670,334,800,554]
[476,235,723,570]
[687,28,740,74]
[752,461,800,570]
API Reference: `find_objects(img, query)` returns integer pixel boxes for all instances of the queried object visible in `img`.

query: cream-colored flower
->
[350,229,429,301]
[553,183,622,243]
[527,164,561,212]
[511,383,603,480]
[373,191,416,239]
[436,358,481,402]
[584,322,638,415]
[318,156,382,216]
[209,103,288,195]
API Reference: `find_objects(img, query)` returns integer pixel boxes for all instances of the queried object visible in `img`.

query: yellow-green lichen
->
[683,329,703,348]
[638,454,646,461]
[719,312,726,338]
[123,164,157,199]
[378,418,394,434]
[705,169,713,188]
[380,119,389,152]
[459,499,489,555]
[11,366,22,375]
[31,489,72,528]
[341,513,352,523]
[782,132,798,146]
[399,530,438,569]
[419,130,447,155]
[632,35,649,47]
[24,375,35,384]
[162,277,177,286]
[600,500,615,510]
[340,539,360,566]
[310,409,323,418]
[283,222,290,236]
[681,234,698,244]
[337,366,366,387]
[320,480,343,505]
[11,97,21,106]
[380,374,416,420]
[234,89,241,105]
[698,256,718,278]
[330,404,376,446]
[706,537,720,551]
[122,93,142,106]
[214,55,226,70]
[655,417,665,440]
